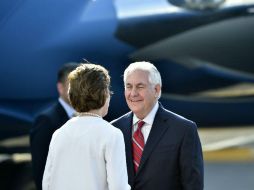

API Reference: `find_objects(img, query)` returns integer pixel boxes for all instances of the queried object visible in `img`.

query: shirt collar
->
[133,101,159,126]
[58,97,76,118]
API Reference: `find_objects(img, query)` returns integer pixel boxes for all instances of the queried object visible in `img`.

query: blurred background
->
[0,0,254,189]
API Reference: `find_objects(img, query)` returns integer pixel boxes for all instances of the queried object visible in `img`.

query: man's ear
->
[155,84,161,97]
[57,82,63,95]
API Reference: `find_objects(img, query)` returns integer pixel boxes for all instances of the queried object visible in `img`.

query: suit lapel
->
[136,106,169,175]
[55,102,69,128]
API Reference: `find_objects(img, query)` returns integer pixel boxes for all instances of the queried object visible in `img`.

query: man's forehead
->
[127,70,148,78]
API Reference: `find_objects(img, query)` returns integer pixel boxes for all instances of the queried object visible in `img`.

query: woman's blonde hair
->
[68,63,110,112]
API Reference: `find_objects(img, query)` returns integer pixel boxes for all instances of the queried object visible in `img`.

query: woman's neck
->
[78,109,102,118]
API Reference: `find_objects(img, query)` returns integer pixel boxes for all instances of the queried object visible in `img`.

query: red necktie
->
[132,120,145,173]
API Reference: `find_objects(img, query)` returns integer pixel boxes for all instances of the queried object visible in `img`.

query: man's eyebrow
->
[125,82,145,86]
[137,83,145,86]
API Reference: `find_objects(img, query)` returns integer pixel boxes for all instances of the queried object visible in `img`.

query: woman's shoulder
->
[100,119,122,134]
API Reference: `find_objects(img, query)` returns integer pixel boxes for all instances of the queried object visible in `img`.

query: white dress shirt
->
[58,97,75,118]
[42,116,130,190]
[132,102,159,143]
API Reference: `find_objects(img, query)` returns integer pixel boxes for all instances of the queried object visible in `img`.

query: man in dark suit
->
[111,61,204,190]
[30,62,79,190]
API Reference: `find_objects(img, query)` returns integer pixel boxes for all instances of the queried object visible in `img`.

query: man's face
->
[124,70,160,119]
[58,79,70,104]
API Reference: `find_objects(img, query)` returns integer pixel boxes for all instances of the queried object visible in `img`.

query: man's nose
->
[130,88,138,96]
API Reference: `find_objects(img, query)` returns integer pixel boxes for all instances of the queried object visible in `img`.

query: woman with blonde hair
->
[43,63,130,190]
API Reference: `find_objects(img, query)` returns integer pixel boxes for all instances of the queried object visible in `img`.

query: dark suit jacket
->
[111,104,204,190]
[30,102,69,190]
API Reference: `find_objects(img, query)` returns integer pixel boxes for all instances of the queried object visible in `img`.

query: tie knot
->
[137,120,145,129]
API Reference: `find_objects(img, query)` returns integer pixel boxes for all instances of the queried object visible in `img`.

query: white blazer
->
[42,116,130,190]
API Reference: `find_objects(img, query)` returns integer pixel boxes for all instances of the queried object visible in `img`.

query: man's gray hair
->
[124,61,162,97]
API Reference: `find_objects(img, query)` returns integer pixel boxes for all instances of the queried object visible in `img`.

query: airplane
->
[1,0,254,142]
[0,0,254,188]
[1,0,254,141]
